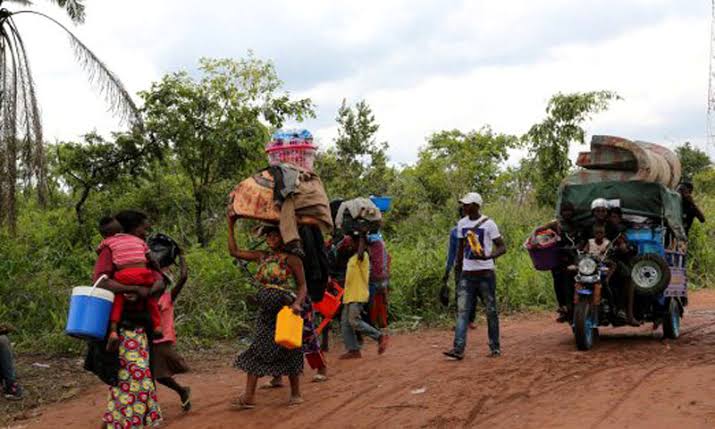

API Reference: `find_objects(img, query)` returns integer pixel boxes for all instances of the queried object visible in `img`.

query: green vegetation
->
[0,49,713,356]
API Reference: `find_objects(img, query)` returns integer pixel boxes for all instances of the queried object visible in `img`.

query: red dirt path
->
[13,290,715,429]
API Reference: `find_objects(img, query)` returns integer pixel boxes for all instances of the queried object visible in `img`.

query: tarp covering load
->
[569,136,681,189]
[557,181,686,240]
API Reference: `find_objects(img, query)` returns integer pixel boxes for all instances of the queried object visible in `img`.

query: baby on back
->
[98,216,163,350]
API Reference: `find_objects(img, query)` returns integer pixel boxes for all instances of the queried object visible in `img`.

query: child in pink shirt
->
[97,217,163,348]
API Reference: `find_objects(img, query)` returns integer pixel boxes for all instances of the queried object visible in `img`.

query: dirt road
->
[13,290,715,429]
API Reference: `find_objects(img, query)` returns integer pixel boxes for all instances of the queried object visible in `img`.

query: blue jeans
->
[0,335,17,385]
[341,303,383,352]
[453,272,500,353]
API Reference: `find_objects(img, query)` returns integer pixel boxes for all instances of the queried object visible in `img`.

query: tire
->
[631,254,671,296]
[663,298,681,339]
[574,301,595,351]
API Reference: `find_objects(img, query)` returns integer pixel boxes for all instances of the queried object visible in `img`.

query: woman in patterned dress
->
[227,212,308,408]
[92,210,163,428]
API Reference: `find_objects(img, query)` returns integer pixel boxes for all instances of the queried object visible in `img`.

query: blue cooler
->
[65,277,114,341]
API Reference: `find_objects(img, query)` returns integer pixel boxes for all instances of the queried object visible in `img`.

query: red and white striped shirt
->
[99,233,149,266]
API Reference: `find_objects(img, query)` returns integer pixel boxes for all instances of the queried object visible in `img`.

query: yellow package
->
[467,230,483,256]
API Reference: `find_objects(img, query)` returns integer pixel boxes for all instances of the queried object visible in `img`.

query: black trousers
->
[551,268,575,309]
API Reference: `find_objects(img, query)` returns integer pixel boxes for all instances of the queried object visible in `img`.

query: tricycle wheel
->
[631,254,670,296]
[574,302,595,351]
[663,298,681,339]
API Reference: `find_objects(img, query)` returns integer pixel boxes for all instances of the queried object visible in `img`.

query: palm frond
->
[51,0,85,24]
[13,10,142,128]
[6,17,46,203]
[3,1,35,7]
[0,21,21,233]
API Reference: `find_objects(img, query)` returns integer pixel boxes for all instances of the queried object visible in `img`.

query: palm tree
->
[0,0,140,234]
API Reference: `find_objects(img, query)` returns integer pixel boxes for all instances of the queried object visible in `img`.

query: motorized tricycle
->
[558,181,688,351]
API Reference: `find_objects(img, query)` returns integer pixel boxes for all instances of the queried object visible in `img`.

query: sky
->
[12,0,713,165]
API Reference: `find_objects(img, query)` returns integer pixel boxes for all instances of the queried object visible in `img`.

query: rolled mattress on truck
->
[569,135,681,189]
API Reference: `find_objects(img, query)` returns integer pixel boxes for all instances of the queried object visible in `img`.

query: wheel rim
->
[632,261,662,290]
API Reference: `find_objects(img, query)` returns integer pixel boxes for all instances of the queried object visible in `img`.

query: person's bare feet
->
[469,323,477,330]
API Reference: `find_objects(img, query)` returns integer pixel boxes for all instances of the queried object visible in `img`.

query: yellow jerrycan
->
[275,306,304,349]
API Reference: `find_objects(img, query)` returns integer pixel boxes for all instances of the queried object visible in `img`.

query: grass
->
[1,195,713,355]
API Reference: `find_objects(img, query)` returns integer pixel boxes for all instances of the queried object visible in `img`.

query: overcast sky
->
[13,0,712,165]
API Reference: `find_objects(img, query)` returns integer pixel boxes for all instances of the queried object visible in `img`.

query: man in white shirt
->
[444,192,507,360]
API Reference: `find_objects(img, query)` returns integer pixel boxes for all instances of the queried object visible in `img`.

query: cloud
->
[6,0,711,165]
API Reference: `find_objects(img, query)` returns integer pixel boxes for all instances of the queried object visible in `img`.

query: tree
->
[55,131,157,239]
[676,142,711,181]
[141,55,314,246]
[0,0,139,235]
[417,127,517,205]
[523,91,620,207]
[316,99,392,198]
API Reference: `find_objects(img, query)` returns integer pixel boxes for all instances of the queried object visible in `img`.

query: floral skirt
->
[301,297,326,370]
[234,287,304,377]
[103,328,162,429]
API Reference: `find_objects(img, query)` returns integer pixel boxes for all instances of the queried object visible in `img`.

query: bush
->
[2,191,713,355]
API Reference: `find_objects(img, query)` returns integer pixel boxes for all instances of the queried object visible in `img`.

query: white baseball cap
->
[590,198,608,210]
[459,192,483,206]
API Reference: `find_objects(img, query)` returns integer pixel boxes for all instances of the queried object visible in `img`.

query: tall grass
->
[1,195,713,354]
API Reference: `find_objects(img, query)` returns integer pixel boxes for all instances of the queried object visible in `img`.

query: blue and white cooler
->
[65,275,114,341]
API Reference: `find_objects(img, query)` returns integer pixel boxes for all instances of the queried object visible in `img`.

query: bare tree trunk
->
[194,192,207,247]
[35,139,48,207]
[6,136,17,236]
[74,184,92,247]
[0,138,5,228]
[75,185,91,227]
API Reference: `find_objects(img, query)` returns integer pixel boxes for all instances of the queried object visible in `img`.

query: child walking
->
[153,244,192,412]
[97,216,163,350]
[339,234,389,359]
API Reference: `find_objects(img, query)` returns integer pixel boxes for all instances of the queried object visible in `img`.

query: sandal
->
[312,374,328,383]
[260,377,284,389]
[288,396,304,407]
[231,394,256,410]
[180,387,192,412]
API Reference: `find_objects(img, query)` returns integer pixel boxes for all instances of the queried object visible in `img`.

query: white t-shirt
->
[586,238,610,259]
[457,215,501,272]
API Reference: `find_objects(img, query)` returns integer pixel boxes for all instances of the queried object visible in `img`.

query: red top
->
[154,293,176,345]
[368,240,390,282]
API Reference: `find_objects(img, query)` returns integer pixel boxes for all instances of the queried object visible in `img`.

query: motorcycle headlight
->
[578,258,598,275]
